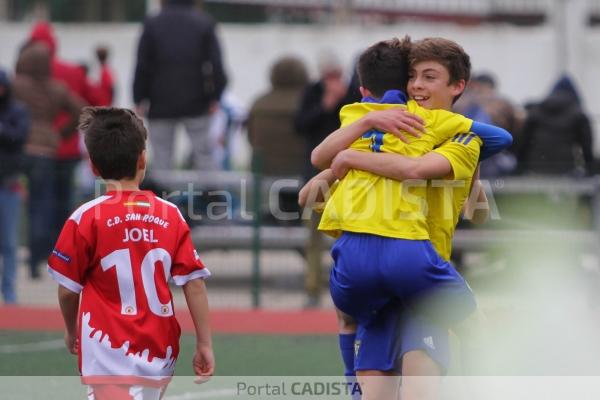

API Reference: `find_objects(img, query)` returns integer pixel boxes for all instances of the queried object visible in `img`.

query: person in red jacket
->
[13,42,84,279]
[28,21,105,243]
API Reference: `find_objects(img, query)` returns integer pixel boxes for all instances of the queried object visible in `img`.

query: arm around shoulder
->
[471,121,513,160]
[311,116,371,170]
[311,108,425,170]
[336,150,452,181]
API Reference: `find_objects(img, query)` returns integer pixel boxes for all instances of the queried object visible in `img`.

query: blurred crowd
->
[0,0,596,305]
[454,72,595,178]
[1,20,116,304]
[234,49,597,185]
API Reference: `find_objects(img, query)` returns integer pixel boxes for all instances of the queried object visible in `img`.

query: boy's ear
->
[359,86,370,98]
[138,150,147,171]
[89,161,101,177]
[451,79,467,97]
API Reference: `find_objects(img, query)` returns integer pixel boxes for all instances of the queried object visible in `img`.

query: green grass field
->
[0,331,341,376]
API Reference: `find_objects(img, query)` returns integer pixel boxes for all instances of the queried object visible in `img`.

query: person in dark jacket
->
[517,75,594,176]
[0,68,30,302]
[133,0,227,171]
[247,56,308,176]
[247,55,315,302]
[294,51,360,180]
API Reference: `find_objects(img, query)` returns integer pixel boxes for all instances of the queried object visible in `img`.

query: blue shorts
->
[329,232,476,328]
[354,301,450,373]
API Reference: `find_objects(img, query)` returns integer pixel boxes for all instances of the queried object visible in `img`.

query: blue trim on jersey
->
[463,133,476,146]
[362,129,378,139]
[362,129,385,153]
[361,89,408,105]
[359,89,407,152]
[470,121,513,160]
[372,131,384,152]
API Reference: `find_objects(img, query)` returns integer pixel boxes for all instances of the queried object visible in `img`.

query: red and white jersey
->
[47,190,210,384]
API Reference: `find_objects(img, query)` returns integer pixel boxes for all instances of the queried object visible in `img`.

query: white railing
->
[206,0,554,15]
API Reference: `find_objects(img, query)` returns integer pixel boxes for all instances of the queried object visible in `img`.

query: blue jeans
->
[54,158,79,239]
[0,186,21,303]
[25,155,56,278]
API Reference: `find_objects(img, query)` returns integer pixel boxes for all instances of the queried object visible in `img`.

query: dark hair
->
[357,36,412,98]
[80,107,147,180]
[409,37,471,102]
[95,46,109,64]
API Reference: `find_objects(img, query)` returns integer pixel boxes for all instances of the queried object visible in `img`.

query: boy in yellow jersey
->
[331,38,488,263]
[329,39,491,397]
[305,37,511,395]
[315,39,474,241]
[313,38,509,326]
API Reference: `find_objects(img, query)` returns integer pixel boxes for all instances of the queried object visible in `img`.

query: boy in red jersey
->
[48,107,213,400]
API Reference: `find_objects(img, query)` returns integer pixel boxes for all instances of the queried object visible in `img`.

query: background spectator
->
[28,21,104,243]
[516,74,594,176]
[0,68,30,303]
[294,50,361,180]
[247,55,308,177]
[12,42,83,279]
[95,45,116,106]
[247,55,312,302]
[207,91,247,170]
[454,72,520,177]
[133,0,227,172]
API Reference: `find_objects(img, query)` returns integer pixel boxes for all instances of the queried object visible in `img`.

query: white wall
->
[1,21,599,150]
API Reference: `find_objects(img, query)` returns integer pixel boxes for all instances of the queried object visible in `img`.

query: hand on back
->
[365,108,425,143]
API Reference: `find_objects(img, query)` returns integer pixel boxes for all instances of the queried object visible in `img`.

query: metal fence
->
[150,169,600,307]
[0,0,565,24]
[204,0,553,24]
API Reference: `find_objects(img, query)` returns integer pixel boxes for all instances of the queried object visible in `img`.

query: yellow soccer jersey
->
[319,100,473,239]
[312,180,339,214]
[427,133,482,260]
